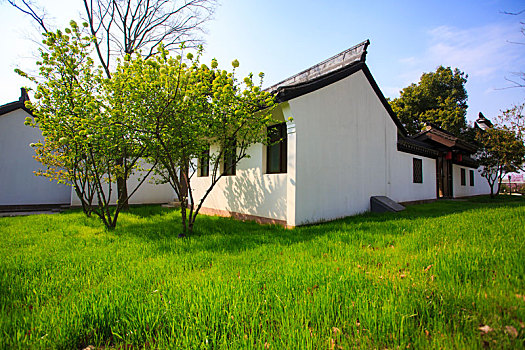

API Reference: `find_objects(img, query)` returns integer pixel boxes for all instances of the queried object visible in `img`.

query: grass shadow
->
[112,195,525,254]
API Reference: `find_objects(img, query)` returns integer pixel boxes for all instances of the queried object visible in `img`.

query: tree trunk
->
[496,178,502,196]
[179,162,190,236]
[116,156,129,210]
[180,199,187,236]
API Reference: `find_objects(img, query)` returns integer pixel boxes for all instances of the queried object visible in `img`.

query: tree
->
[8,0,216,207]
[476,125,525,197]
[498,103,525,152]
[390,66,469,136]
[494,103,525,175]
[110,46,276,233]
[18,22,152,229]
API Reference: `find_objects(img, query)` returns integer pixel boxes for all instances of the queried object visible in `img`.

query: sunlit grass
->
[1,196,524,349]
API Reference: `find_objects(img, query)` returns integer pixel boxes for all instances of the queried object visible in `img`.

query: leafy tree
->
[9,0,216,207]
[497,103,525,159]
[110,46,276,233]
[390,66,469,136]
[18,22,152,229]
[476,125,525,197]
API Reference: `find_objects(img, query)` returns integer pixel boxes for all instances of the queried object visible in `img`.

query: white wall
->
[190,141,288,222]
[289,70,401,225]
[70,163,176,206]
[0,109,71,206]
[389,151,437,203]
[452,165,491,197]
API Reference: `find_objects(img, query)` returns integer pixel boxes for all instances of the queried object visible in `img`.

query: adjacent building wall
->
[70,163,175,206]
[190,137,288,223]
[452,164,491,197]
[389,151,437,203]
[0,109,71,206]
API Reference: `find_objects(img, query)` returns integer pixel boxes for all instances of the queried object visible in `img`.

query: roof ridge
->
[0,88,32,117]
[267,40,370,93]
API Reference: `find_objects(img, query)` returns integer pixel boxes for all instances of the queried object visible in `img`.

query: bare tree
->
[8,0,216,208]
[83,0,215,78]
[502,9,525,88]
[6,0,49,33]
[8,0,216,77]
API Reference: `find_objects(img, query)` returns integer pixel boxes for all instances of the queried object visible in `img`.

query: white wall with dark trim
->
[389,151,437,203]
[452,165,491,197]
[290,70,395,225]
[0,109,71,206]
[190,107,288,222]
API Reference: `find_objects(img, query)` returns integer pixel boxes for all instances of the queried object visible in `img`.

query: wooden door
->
[436,156,453,198]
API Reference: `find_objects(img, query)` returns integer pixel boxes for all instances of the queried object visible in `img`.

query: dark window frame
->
[266,123,287,174]
[223,140,236,176]
[413,158,423,183]
[198,147,210,177]
[461,168,466,186]
[469,169,474,186]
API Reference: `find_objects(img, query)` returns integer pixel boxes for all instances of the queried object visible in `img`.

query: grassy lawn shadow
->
[115,195,525,254]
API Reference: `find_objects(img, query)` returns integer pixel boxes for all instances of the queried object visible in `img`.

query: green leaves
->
[16,22,150,228]
[476,125,525,196]
[390,66,468,137]
[18,19,276,232]
[109,47,276,232]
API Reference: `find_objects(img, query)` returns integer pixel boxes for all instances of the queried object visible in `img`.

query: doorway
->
[436,155,453,198]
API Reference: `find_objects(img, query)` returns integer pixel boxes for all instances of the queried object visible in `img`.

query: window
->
[469,169,474,186]
[267,123,287,174]
[223,140,236,176]
[413,158,423,183]
[461,168,466,186]
[198,147,209,177]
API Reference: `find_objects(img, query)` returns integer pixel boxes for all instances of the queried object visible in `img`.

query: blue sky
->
[1,0,524,124]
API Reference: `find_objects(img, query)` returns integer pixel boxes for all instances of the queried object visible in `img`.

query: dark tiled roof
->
[397,136,439,158]
[413,124,477,153]
[266,40,408,136]
[0,88,31,117]
[267,40,369,94]
[474,112,493,130]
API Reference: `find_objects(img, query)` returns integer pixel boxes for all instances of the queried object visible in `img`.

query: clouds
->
[390,22,525,121]
[398,22,525,84]
[427,24,522,78]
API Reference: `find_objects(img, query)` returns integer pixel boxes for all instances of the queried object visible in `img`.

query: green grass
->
[1,196,524,349]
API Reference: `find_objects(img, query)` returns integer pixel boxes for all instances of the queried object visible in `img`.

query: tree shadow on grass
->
[116,196,525,254]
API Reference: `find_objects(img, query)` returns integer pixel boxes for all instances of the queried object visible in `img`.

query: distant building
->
[475,112,493,131]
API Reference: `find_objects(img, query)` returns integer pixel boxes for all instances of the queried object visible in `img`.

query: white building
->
[1,41,490,222]
[191,40,490,227]
[0,89,71,208]
[0,90,174,210]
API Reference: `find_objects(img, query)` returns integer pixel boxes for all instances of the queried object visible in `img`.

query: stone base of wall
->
[400,194,493,206]
[399,198,437,206]
[199,207,290,227]
[0,203,69,213]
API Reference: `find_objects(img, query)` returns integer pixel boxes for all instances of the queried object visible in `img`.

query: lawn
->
[0,196,524,349]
